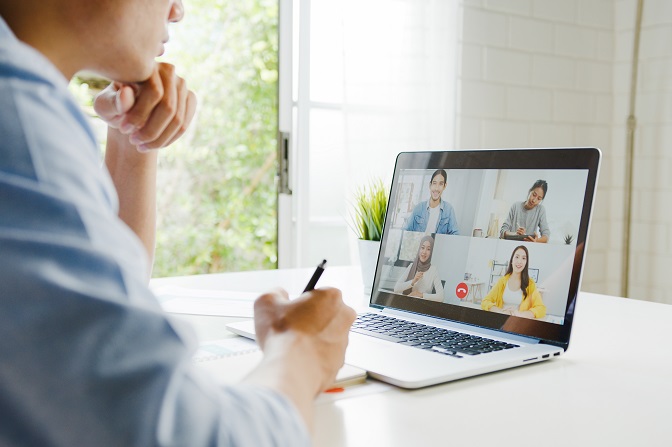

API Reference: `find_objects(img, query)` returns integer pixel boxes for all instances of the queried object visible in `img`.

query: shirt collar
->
[0,15,16,41]
[426,200,444,211]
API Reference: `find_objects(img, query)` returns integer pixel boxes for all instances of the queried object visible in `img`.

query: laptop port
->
[542,354,550,359]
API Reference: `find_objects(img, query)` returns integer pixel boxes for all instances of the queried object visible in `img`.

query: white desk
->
[151,266,672,447]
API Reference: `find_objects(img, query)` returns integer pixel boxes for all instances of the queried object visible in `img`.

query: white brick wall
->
[456,0,672,304]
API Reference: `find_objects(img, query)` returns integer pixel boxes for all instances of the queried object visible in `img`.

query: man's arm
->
[95,63,196,278]
[104,131,158,270]
[245,287,356,429]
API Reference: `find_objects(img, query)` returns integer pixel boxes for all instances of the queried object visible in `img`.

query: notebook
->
[194,337,367,388]
[229,148,601,388]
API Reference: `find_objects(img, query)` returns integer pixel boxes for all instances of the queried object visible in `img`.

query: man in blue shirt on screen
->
[405,169,460,235]
[0,1,355,445]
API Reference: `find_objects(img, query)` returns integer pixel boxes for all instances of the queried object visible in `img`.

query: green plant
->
[564,234,574,245]
[350,179,388,241]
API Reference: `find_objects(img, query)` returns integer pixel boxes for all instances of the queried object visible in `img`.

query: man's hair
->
[430,169,447,185]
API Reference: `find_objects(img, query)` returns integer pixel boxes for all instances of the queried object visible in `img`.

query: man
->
[405,169,459,235]
[0,1,355,445]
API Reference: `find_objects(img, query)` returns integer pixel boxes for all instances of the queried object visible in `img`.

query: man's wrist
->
[251,331,324,396]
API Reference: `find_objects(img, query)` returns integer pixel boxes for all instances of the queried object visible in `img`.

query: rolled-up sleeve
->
[158,366,310,446]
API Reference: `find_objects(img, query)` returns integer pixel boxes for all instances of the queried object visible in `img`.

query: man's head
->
[428,169,447,203]
[1,0,184,81]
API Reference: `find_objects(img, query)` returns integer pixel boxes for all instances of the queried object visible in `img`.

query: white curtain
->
[291,0,459,267]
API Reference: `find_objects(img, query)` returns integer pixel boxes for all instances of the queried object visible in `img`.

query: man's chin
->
[100,61,157,85]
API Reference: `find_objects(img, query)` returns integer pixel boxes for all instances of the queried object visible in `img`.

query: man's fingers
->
[120,67,165,134]
[93,82,137,128]
[164,88,197,148]
[116,85,136,116]
[93,84,117,118]
[133,71,187,150]
[121,63,196,151]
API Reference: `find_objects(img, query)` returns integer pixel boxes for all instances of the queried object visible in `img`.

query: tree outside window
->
[71,0,279,277]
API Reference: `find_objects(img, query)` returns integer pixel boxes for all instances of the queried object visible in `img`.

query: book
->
[194,337,367,389]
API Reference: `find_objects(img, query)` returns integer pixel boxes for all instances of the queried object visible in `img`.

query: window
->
[72,0,280,276]
[281,0,459,267]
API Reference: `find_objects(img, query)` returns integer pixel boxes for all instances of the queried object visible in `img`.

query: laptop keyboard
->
[351,314,519,358]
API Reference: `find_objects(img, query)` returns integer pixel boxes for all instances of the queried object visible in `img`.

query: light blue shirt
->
[0,17,309,446]
[405,200,459,235]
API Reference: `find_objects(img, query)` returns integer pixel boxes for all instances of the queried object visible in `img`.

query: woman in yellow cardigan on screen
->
[481,245,546,319]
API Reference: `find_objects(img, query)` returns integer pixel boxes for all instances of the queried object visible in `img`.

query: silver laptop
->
[229,148,601,388]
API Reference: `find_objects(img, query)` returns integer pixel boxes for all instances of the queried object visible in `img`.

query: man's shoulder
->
[413,200,428,212]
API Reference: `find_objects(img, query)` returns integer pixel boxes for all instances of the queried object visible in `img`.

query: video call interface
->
[373,167,589,326]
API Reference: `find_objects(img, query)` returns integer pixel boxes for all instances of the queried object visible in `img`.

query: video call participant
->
[481,245,546,319]
[394,235,444,302]
[500,179,550,243]
[405,169,459,235]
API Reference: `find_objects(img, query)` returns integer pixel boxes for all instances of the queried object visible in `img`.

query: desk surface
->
[151,266,672,447]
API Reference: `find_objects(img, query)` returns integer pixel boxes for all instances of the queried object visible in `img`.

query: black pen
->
[303,259,327,292]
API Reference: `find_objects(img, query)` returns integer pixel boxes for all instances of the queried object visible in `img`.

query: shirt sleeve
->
[482,276,506,311]
[394,264,414,293]
[0,44,311,446]
[500,204,516,237]
[422,267,444,302]
[446,204,459,235]
[0,235,311,447]
[537,206,551,238]
[405,204,420,231]
[156,368,311,447]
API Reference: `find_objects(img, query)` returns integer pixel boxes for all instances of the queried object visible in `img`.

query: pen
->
[303,259,327,292]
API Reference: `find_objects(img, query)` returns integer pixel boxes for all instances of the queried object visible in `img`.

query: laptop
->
[228,148,601,388]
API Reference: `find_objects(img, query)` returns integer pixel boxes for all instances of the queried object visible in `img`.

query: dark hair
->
[529,179,548,199]
[430,169,447,185]
[506,245,530,299]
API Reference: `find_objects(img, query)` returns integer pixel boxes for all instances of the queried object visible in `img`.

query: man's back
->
[0,16,310,446]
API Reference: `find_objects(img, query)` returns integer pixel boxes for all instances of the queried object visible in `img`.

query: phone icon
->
[455,282,469,300]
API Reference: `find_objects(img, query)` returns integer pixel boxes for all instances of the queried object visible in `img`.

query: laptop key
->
[353,314,520,358]
[351,327,404,343]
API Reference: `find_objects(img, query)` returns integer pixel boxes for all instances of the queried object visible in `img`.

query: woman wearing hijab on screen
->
[394,235,444,301]
[481,245,546,319]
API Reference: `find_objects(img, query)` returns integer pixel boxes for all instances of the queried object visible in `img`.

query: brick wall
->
[456,0,672,303]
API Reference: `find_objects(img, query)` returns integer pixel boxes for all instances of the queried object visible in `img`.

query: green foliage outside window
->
[72,0,279,277]
[155,0,279,276]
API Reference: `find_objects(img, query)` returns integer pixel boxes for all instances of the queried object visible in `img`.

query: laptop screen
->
[370,148,601,348]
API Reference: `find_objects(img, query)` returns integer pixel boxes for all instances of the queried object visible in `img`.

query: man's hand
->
[247,287,356,428]
[253,287,356,392]
[94,62,197,152]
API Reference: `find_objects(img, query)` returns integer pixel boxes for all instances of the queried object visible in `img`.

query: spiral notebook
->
[194,337,367,388]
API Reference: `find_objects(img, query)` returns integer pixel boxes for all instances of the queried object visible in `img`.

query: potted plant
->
[350,178,388,295]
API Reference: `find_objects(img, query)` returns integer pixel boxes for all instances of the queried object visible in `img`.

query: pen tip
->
[320,259,327,267]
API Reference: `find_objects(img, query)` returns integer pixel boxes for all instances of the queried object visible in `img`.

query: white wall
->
[618,0,672,302]
[456,0,672,304]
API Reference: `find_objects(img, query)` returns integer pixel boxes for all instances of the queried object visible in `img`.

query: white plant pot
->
[357,239,381,297]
